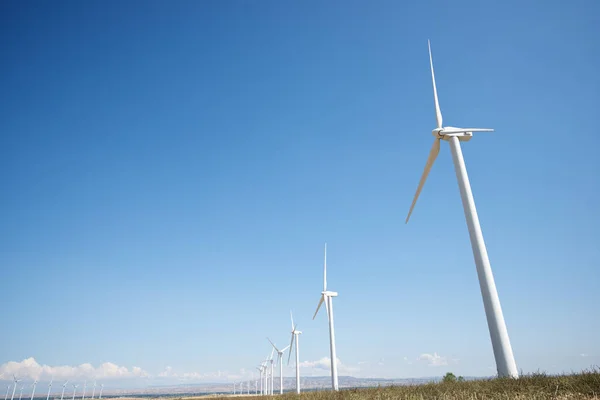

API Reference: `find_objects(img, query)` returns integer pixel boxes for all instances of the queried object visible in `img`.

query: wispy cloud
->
[417,353,448,367]
[580,353,589,358]
[298,357,358,374]
[0,358,149,381]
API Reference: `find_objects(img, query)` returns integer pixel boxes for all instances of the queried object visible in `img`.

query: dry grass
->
[209,369,600,400]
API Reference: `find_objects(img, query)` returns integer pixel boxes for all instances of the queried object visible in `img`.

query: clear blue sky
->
[1,0,599,389]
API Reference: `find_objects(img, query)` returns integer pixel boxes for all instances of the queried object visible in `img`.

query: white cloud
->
[298,357,359,374]
[0,358,149,381]
[580,353,589,358]
[417,353,448,367]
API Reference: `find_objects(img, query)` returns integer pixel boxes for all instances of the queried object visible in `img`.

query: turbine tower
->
[5,384,10,400]
[18,386,23,400]
[268,348,275,395]
[81,381,86,400]
[267,338,290,394]
[10,376,20,400]
[59,382,68,400]
[404,40,518,379]
[30,381,38,400]
[255,367,262,396]
[46,380,53,400]
[287,311,302,394]
[90,382,96,400]
[98,386,103,400]
[71,385,77,400]
[312,243,339,391]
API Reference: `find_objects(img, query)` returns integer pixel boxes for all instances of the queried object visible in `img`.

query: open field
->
[154,370,600,400]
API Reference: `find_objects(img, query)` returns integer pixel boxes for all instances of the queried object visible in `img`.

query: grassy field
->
[184,369,600,400]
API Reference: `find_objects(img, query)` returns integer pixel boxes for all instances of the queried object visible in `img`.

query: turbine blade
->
[281,345,290,352]
[287,334,295,365]
[290,310,294,330]
[267,337,280,353]
[442,128,495,134]
[406,138,441,224]
[323,242,327,291]
[428,39,443,129]
[312,295,325,320]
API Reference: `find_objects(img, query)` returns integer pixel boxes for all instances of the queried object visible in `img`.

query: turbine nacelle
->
[322,290,338,297]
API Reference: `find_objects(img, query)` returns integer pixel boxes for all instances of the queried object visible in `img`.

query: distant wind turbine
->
[268,348,275,395]
[71,384,78,400]
[287,311,302,394]
[10,376,21,400]
[59,382,68,400]
[98,386,103,400]
[255,367,262,396]
[5,384,10,400]
[404,39,518,379]
[312,243,339,391]
[267,338,290,394]
[18,386,23,400]
[46,380,53,400]
[30,381,38,400]
[81,381,86,400]
[90,382,96,400]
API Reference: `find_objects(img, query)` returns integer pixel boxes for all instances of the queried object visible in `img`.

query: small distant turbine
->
[267,338,290,395]
[30,381,38,400]
[268,348,275,395]
[287,311,302,394]
[10,376,21,400]
[232,382,235,395]
[18,386,24,400]
[97,386,103,400]
[71,385,77,400]
[312,243,339,391]
[255,367,262,396]
[59,382,68,400]
[90,383,96,400]
[81,381,86,400]
[5,384,11,400]
[46,380,53,400]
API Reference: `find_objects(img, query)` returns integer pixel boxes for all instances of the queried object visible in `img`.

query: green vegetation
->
[217,369,600,400]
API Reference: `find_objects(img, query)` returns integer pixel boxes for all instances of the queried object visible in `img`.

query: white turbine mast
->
[30,381,38,400]
[98,386,103,400]
[255,366,262,396]
[10,375,21,400]
[81,381,86,400]
[287,311,302,394]
[59,382,68,400]
[267,338,290,395]
[312,242,339,391]
[18,386,23,400]
[5,384,10,400]
[404,39,519,379]
[268,348,275,395]
[46,379,53,400]
[90,382,96,400]
[71,385,78,400]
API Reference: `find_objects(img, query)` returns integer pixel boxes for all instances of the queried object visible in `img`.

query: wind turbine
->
[404,40,519,379]
[98,386,103,400]
[267,338,290,394]
[10,376,20,400]
[46,380,53,400]
[312,243,339,391]
[255,367,262,396]
[287,311,302,394]
[59,382,68,400]
[81,381,86,400]
[90,382,96,400]
[267,348,275,395]
[5,384,10,400]
[30,381,38,400]
[18,386,23,400]
[232,382,236,395]
[71,385,77,400]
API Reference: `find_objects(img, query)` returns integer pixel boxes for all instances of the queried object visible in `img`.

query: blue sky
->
[1,0,599,390]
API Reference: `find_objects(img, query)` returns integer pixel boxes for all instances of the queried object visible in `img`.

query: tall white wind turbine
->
[267,338,290,394]
[90,382,96,400]
[405,40,519,379]
[81,381,86,400]
[10,376,20,400]
[287,311,302,394]
[5,384,10,400]
[268,348,275,395]
[98,386,103,400]
[30,381,38,400]
[312,243,339,391]
[18,386,23,400]
[59,382,68,400]
[46,380,53,400]
[71,385,77,400]
[255,367,262,396]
